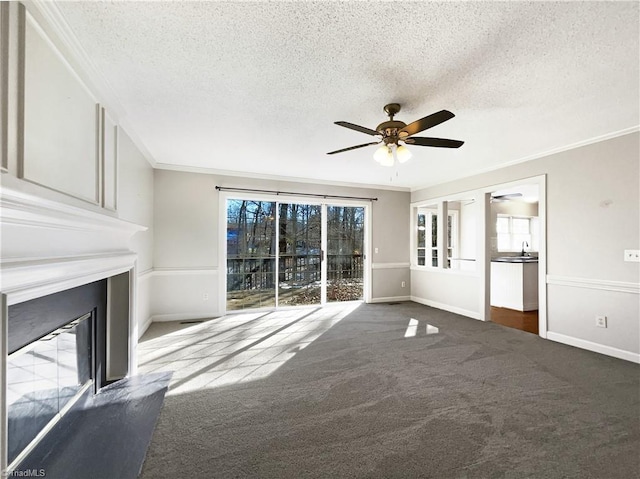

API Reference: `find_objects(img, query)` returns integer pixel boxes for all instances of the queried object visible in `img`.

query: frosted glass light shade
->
[373,145,390,163]
[396,145,412,163]
[379,147,394,167]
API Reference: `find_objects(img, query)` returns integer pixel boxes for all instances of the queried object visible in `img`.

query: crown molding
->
[154,162,411,193]
[410,126,640,193]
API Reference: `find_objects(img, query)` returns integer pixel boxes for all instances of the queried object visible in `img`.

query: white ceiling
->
[53,1,639,191]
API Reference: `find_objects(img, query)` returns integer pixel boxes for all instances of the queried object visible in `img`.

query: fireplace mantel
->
[1,185,147,263]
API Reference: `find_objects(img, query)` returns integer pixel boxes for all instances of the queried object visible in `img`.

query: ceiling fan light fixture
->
[373,144,391,163]
[396,144,412,163]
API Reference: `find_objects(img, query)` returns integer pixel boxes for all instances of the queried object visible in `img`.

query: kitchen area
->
[489,185,540,334]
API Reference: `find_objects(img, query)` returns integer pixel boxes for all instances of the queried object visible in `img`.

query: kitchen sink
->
[493,256,538,262]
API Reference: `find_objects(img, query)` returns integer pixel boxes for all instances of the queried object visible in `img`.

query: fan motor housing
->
[376,120,407,142]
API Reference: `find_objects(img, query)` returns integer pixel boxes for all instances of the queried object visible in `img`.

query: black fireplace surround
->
[7,280,108,464]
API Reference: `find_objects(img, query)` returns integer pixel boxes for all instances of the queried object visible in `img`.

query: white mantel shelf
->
[0,186,146,235]
[1,252,138,305]
[1,185,146,265]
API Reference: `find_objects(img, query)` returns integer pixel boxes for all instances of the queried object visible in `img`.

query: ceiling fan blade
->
[334,121,379,136]
[404,137,464,148]
[492,193,523,201]
[327,141,380,155]
[399,110,455,136]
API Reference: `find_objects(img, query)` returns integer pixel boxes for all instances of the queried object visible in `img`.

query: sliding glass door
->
[226,199,366,311]
[326,206,365,302]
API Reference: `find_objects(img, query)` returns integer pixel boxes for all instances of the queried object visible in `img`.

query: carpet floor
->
[138,302,639,478]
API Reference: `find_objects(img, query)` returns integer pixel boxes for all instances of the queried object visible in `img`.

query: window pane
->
[278,203,322,306]
[496,217,510,234]
[431,214,438,248]
[512,218,530,234]
[497,234,511,251]
[226,200,277,310]
[417,214,426,249]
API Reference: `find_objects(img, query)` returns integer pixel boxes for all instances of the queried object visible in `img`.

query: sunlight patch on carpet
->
[138,303,361,396]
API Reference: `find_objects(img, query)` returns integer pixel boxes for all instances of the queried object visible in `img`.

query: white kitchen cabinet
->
[490,261,539,311]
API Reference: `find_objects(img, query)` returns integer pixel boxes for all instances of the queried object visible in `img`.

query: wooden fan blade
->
[399,110,455,136]
[404,137,464,148]
[327,142,380,155]
[334,121,379,136]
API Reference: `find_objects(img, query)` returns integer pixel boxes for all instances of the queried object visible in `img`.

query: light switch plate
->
[624,250,640,262]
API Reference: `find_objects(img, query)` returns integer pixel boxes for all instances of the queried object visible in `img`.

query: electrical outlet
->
[375,247,379,254]
[624,250,640,262]
[203,293,209,301]
[401,281,406,288]
[596,316,607,328]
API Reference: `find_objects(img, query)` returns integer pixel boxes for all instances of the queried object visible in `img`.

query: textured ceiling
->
[54,1,639,191]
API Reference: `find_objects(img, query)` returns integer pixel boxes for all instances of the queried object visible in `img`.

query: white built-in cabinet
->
[490,261,539,311]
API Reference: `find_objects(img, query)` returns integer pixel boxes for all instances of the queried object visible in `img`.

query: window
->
[415,207,458,267]
[497,215,538,252]
[417,213,427,266]
[416,210,438,266]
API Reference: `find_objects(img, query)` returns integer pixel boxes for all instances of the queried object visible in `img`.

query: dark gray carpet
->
[140,303,639,478]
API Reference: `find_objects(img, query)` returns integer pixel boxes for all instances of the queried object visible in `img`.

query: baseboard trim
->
[150,312,221,323]
[410,296,481,320]
[369,296,411,303]
[138,315,153,338]
[546,331,640,364]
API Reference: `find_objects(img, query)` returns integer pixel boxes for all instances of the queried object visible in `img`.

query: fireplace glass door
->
[7,312,93,465]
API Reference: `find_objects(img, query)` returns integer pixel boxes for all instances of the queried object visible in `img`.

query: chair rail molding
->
[371,262,410,269]
[547,275,640,295]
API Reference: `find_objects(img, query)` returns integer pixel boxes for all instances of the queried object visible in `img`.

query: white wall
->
[412,132,640,361]
[116,130,155,336]
[151,170,411,319]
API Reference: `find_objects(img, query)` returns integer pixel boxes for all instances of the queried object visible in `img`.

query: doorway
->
[224,198,367,311]
[486,180,545,336]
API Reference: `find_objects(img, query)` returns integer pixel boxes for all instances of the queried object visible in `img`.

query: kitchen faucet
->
[521,241,529,256]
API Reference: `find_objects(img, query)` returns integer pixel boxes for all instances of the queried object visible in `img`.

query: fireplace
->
[6,281,106,465]
[1,185,146,475]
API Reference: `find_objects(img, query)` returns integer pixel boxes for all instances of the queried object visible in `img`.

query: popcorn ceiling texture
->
[55,1,639,189]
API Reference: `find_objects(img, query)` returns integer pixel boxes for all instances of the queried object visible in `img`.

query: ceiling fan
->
[327,103,464,166]
[462,193,523,205]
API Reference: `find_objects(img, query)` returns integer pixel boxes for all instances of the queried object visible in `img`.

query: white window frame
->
[413,206,458,269]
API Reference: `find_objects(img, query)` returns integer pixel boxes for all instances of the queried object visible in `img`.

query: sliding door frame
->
[218,191,372,315]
